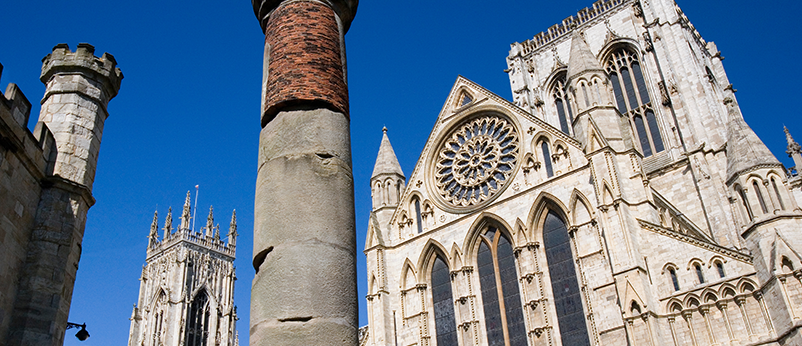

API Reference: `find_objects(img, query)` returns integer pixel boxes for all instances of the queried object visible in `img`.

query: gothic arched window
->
[715,261,726,278]
[543,210,591,346]
[772,177,786,210]
[694,264,705,284]
[414,198,423,234]
[185,290,210,346]
[431,256,458,346]
[477,226,527,346]
[541,141,554,178]
[737,185,753,221]
[753,181,768,214]
[606,48,664,157]
[668,267,680,291]
[551,75,574,135]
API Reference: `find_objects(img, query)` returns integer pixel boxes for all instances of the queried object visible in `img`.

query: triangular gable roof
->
[388,75,584,225]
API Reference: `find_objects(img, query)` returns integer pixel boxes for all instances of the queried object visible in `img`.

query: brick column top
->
[253,0,358,33]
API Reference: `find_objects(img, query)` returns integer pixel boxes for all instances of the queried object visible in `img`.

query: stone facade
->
[128,193,239,346]
[363,1,802,346]
[0,43,122,346]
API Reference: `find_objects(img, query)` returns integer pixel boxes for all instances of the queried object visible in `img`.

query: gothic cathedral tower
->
[128,192,239,346]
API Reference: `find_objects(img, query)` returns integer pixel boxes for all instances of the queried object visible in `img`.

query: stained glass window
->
[542,142,554,178]
[185,290,210,346]
[606,48,664,157]
[543,211,591,346]
[477,227,527,346]
[432,256,458,346]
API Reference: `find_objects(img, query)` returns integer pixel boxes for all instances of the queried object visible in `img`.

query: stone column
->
[7,43,122,346]
[250,1,359,345]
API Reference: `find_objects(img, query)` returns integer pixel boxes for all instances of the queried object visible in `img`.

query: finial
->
[229,210,238,246]
[206,206,214,237]
[163,207,173,236]
[382,126,387,134]
[148,211,159,245]
[214,224,220,239]
[181,191,191,230]
[786,126,802,157]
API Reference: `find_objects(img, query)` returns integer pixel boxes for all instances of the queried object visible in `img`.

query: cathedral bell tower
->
[128,193,239,346]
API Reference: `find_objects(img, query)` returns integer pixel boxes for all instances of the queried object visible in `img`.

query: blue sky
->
[1,1,800,345]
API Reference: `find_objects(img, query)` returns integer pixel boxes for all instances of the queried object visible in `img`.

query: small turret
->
[724,95,781,184]
[180,191,191,230]
[785,126,802,173]
[228,210,238,247]
[370,127,406,210]
[148,211,159,247]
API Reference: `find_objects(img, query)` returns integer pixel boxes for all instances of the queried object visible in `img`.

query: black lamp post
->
[66,322,90,341]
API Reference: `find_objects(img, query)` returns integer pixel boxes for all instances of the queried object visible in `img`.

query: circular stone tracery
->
[434,115,519,208]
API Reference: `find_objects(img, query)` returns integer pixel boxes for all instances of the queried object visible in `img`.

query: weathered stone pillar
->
[250,1,359,345]
[7,43,122,346]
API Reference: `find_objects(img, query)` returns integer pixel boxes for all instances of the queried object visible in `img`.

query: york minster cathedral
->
[362,0,802,345]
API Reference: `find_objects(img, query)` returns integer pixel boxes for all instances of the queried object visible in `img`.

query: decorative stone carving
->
[433,114,519,209]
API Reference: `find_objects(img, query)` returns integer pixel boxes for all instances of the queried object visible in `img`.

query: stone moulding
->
[638,219,751,263]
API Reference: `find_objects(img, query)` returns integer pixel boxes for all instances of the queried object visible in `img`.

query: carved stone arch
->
[684,294,701,309]
[623,279,646,317]
[406,191,425,213]
[462,212,516,263]
[737,279,757,293]
[766,169,786,182]
[451,243,464,269]
[514,218,529,246]
[569,189,594,225]
[369,273,378,295]
[701,289,718,303]
[454,86,476,108]
[526,191,571,242]
[598,37,644,67]
[719,284,737,298]
[687,257,705,271]
[667,299,684,313]
[149,287,169,311]
[602,182,615,206]
[418,238,452,280]
[401,259,418,290]
[661,262,679,275]
[708,255,727,268]
[190,285,217,308]
[544,67,569,92]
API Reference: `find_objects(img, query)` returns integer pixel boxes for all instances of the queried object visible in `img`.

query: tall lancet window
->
[606,48,664,157]
[543,210,591,346]
[432,256,458,346]
[477,226,527,346]
[185,290,210,346]
[414,198,423,234]
[541,141,554,178]
[551,75,574,135]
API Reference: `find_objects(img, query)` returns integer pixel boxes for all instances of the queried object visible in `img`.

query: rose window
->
[434,115,519,207]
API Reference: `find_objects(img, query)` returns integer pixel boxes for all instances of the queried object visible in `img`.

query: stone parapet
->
[148,227,236,260]
[40,43,123,104]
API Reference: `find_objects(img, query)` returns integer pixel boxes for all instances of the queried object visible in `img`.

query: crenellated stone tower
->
[250,0,359,345]
[128,192,239,346]
[0,43,122,346]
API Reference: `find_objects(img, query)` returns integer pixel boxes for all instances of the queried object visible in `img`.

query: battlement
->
[510,0,626,57]
[40,43,123,99]
[148,227,236,260]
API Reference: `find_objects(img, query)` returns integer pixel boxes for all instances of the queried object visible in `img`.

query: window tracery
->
[477,226,527,346]
[605,48,664,157]
[551,76,574,135]
[434,114,519,209]
[431,256,458,346]
[543,210,591,346]
[185,290,210,346]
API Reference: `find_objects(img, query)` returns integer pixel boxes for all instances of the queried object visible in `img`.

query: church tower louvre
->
[128,192,239,346]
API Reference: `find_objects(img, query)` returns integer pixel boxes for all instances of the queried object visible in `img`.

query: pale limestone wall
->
[128,223,238,346]
[365,0,802,345]
[0,76,46,345]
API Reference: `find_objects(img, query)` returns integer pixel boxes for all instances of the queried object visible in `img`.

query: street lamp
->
[66,322,90,341]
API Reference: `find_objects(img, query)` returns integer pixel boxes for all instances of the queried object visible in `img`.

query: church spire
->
[228,210,238,247]
[371,127,406,211]
[566,30,605,82]
[724,94,781,183]
[180,191,191,230]
[163,207,173,237]
[148,211,159,246]
[206,206,214,237]
[785,126,802,172]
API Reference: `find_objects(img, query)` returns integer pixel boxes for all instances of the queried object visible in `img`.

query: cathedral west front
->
[362,0,802,345]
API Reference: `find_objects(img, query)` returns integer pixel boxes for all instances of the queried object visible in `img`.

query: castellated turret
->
[0,43,122,346]
[129,194,239,346]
